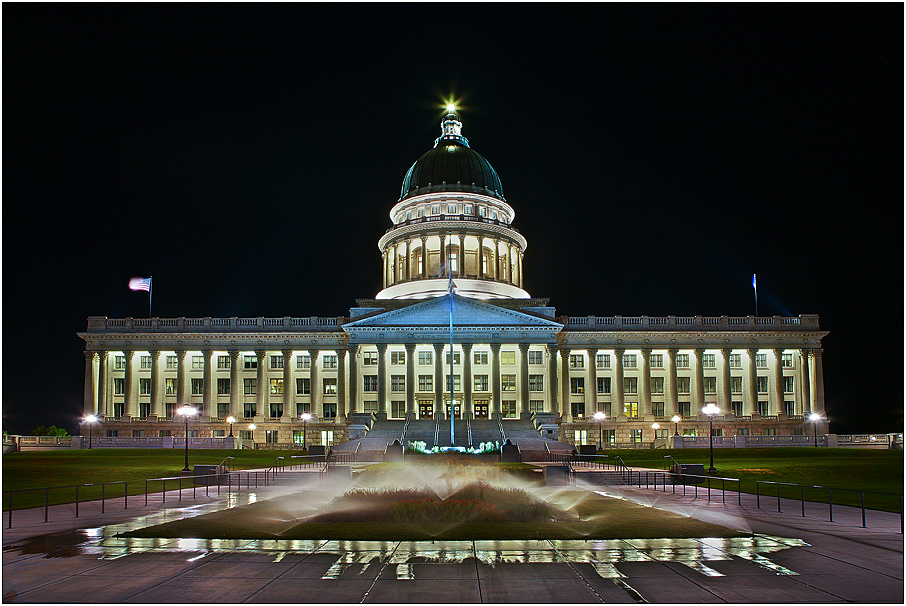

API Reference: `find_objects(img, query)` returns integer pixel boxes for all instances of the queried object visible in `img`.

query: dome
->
[399,114,505,202]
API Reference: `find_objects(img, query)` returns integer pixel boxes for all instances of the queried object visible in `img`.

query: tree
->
[32,425,69,437]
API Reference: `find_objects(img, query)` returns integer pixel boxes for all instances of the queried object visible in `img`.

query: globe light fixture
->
[226,415,236,437]
[301,413,312,451]
[809,412,821,447]
[651,422,660,443]
[702,403,720,473]
[84,414,98,450]
[593,411,605,448]
[176,405,197,473]
[671,414,681,436]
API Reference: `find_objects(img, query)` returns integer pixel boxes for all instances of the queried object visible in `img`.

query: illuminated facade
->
[79,113,828,448]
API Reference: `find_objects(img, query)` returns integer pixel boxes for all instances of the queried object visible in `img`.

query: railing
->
[433,420,440,449]
[559,314,819,330]
[466,414,473,447]
[624,471,744,507]
[86,316,348,332]
[497,417,507,442]
[664,454,681,471]
[5,481,129,528]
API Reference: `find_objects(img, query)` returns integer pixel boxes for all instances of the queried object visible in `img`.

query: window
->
[217,378,230,395]
[217,402,229,418]
[270,355,284,369]
[649,354,663,368]
[244,355,258,370]
[132,429,145,437]
[192,378,204,395]
[501,375,516,391]
[363,376,378,392]
[212,430,225,437]
[650,377,664,394]
[218,355,231,369]
[297,378,310,395]
[502,401,517,418]
[112,402,124,418]
[391,401,406,419]
[238,429,252,441]
[783,376,794,393]
[138,402,150,418]
[159,430,172,437]
[165,402,176,418]
[529,375,544,391]
[755,353,767,368]
[323,378,337,395]
[704,377,717,394]
[764,427,777,436]
[683,428,696,437]
[296,402,311,417]
[443,375,460,391]
[597,354,610,368]
[652,402,665,417]
[528,351,543,364]
[478,205,485,217]
[297,355,311,369]
[363,352,378,365]
[139,378,151,395]
[570,377,584,394]
[677,377,690,394]
[731,401,743,417]
[140,355,152,369]
[448,203,457,214]
[623,377,638,394]
[737,428,749,436]
[449,252,458,271]
[322,402,338,419]
[784,401,795,416]
[269,378,284,395]
[622,354,636,368]
[432,204,441,215]
[321,429,335,446]
[115,355,126,370]
[729,354,742,368]
[270,403,283,418]
[473,351,488,365]
[391,375,405,392]
[166,378,176,395]
[166,355,178,369]
[675,354,689,368]
[363,401,379,414]
[418,351,433,365]
[679,402,691,417]
[655,428,669,439]
[244,378,257,394]
[758,401,769,416]
[630,429,643,443]
[192,356,204,370]
[445,352,462,365]
[574,429,589,445]
[756,376,768,393]
[530,400,544,413]
[464,204,473,215]
[597,377,611,394]
[473,375,488,391]
[265,430,278,444]
[322,355,337,369]
[569,354,584,369]
[500,351,515,365]
[602,429,615,444]
[418,375,433,391]
[702,354,715,368]
[391,351,405,365]
[730,376,742,394]
[712,428,723,437]
[782,353,794,368]
[243,403,256,418]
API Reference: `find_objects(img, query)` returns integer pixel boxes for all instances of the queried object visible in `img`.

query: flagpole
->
[753,274,758,317]
[149,275,153,318]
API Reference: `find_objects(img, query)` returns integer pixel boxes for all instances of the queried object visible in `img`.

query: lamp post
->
[593,411,605,449]
[702,403,719,473]
[301,413,312,451]
[651,422,660,444]
[84,414,97,449]
[809,412,821,447]
[671,414,681,436]
[248,423,257,445]
[226,416,236,437]
[176,405,197,473]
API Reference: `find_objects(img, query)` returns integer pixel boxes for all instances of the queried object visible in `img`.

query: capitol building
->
[78,112,828,450]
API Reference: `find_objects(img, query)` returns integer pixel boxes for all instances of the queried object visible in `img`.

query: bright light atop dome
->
[446,102,456,113]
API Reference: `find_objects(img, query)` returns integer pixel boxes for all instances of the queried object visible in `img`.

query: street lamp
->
[176,405,197,473]
[226,416,236,437]
[651,422,660,444]
[300,413,312,451]
[671,414,681,436]
[593,411,605,448]
[702,403,720,473]
[84,414,97,449]
[809,413,821,447]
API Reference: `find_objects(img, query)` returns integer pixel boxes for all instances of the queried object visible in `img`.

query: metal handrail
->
[353,442,361,461]
[466,414,473,447]
[498,417,507,442]
[664,455,681,470]
[218,455,235,472]
[433,419,440,449]
[4,481,128,528]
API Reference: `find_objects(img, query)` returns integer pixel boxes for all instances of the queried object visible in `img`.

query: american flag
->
[129,277,152,292]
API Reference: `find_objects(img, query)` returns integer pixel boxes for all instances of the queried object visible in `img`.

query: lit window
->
[322,378,337,395]
[502,401,517,418]
[391,351,406,365]
[501,351,515,365]
[473,375,488,391]
[418,351,433,365]
[501,375,516,392]
[269,378,284,395]
[473,351,488,365]
[445,352,462,365]
[363,352,377,366]
[529,375,544,391]
[569,354,584,369]
[570,377,584,394]
[166,378,176,395]
[782,353,794,368]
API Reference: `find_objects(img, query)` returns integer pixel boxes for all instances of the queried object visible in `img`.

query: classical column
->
[150,349,162,416]
[799,349,811,415]
[256,350,267,417]
[490,343,502,416]
[771,348,784,416]
[440,234,447,276]
[692,348,706,414]
[560,347,572,421]
[547,343,559,415]
[229,350,241,419]
[810,349,826,414]
[97,351,108,417]
[83,351,96,416]
[519,343,531,417]
[337,348,346,421]
[405,343,416,417]
[456,232,464,276]
[613,349,624,419]
[494,238,501,280]
[508,243,515,284]
[176,350,188,407]
[718,348,732,414]
[433,343,444,416]
[203,350,215,417]
[348,344,359,413]
[421,236,428,278]
[664,349,677,417]
[382,250,388,287]
[462,343,473,417]
[309,350,320,417]
[376,343,388,416]
[478,235,485,277]
[640,348,652,418]
[283,349,294,417]
[404,241,410,281]
[744,349,758,417]
[518,251,525,288]
[123,350,135,417]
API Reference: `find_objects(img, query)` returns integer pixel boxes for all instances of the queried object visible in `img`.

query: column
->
[382,250,388,287]
[664,349,677,417]
[348,344,359,413]
[547,343,559,415]
[256,350,267,417]
[404,343,416,417]
[560,347,571,421]
[640,348,652,418]
[440,234,447,276]
[97,351,108,417]
[490,343,502,416]
[494,238,501,280]
[613,349,624,419]
[518,251,524,288]
[771,348,784,416]
[462,343,473,417]
[337,348,346,421]
[376,343,388,415]
[508,243,515,284]
[811,349,826,414]
[176,350,188,407]
[692,349,705,415]
[799,349,811,415]
[433,343,444,416]
[283,349,294,418]
[123,350,135,417]
[150,349,162,416]
[718,348,731,414]
[229,350,241,419]
[309,350,320,417]
[744,349,758,417]
[478,235,485,277]
[404,241,410,281]
[203,349,215,417]
[83,351,96,416]
[456,232,464,276]
[519,343,530,417]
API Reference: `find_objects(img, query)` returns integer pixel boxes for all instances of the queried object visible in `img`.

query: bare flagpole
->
[752,274,757,317]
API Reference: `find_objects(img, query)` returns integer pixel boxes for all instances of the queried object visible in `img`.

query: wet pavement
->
[2,475,903,603]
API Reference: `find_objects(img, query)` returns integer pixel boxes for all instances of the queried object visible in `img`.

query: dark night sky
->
[3,4,902,435]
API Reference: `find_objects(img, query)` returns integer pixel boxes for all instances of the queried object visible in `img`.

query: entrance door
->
[443,400,461,419]
[473,400,489,419]
[418,400,434,419]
